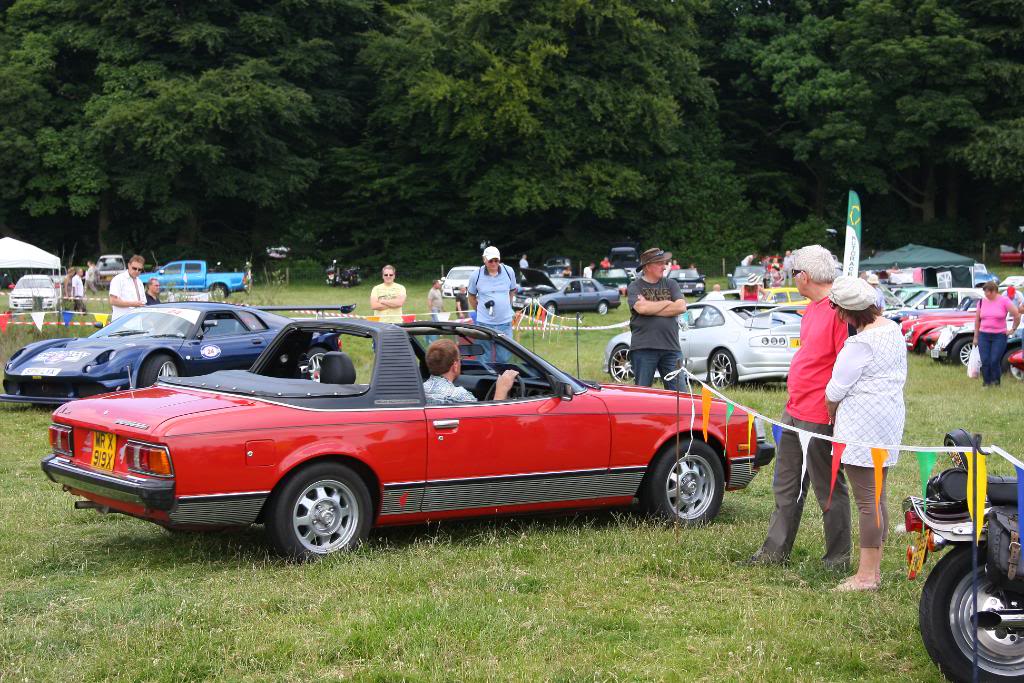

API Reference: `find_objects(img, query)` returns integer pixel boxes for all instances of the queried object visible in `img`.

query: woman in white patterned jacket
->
[825,276,907,592]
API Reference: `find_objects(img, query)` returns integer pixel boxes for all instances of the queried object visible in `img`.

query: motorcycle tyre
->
[920,545,1023,682]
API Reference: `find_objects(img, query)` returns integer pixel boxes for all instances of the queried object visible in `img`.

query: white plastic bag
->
[967,346,981,379]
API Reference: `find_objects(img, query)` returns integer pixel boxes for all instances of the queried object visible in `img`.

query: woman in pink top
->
[972,281,1020,386]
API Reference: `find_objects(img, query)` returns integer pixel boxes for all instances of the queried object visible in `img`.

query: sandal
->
[833,577,880,592]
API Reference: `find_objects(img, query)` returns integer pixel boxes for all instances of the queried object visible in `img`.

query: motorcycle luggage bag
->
[985,507,1024,594]
[926,468,1020,505]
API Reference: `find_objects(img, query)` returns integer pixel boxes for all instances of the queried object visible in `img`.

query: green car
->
[594,268,633,291]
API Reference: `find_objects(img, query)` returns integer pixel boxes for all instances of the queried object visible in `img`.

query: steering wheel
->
[483,373,526,401]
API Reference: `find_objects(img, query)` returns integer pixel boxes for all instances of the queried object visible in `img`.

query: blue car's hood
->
[6,335,181,375]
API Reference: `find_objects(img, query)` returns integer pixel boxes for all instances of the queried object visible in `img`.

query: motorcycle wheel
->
[920,546,1024,681]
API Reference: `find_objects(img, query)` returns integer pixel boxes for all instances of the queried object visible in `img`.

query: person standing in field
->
[427,279,444,316]
[750,244,851,570]
[626,247,687,390]
[973,281,1020,387]
[369,265,407,323]
[108,255,147,321]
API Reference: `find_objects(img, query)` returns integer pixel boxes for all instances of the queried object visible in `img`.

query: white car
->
[441,266,479,298]
[603,301,803,388]
[8,274,59,311]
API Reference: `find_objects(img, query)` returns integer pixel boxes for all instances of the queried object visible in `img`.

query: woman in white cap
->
[825,275,908,591]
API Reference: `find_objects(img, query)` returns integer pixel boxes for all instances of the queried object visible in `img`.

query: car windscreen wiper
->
[149,333,185,338]
[106,330,147,337]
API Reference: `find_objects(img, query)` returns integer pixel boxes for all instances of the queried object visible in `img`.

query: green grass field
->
[1,275,1022,681]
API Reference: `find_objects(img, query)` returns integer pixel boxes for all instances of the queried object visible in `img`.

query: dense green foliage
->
[1,0,1022,273]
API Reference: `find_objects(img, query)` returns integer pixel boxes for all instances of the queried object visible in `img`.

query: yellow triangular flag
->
[870,448,889,528]
[747,413,754,454]
[94,313,109,326]
[965,450,988,542]
[701,385,712,442]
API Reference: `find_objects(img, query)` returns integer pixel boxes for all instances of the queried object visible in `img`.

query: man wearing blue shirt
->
[469,246,517,362]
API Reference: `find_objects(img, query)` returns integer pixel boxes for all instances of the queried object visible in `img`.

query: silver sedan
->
[603,302,803,388]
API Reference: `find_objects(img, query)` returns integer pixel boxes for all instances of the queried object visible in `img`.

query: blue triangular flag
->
[772,424,784,447]
[62,310,73,326]
[1017,466,1024,529]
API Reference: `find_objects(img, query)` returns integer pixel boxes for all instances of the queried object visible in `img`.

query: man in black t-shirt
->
[626,248,687,390]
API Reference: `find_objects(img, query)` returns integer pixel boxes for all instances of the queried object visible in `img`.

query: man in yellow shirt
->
[370,264,407,322]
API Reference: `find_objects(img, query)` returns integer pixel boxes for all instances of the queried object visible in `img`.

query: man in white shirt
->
[108,254,147,320]
[71,268,86,312]
[519,254,529,270]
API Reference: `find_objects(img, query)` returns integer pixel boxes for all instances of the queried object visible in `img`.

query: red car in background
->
[903,312,975,352]
[1009,349,1024,380]
[42,320,773,560]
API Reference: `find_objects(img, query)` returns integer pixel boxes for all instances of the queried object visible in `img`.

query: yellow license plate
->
[91,431,117,472]
[907,530,930,580]
[790,338,801,348]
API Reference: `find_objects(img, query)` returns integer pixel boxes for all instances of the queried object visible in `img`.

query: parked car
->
[604,302,803,388]
[515,269,620,315]
[697,289,742,302]
[762,287,808,305]
[901,307,976,352]
[144,260,250,299]
[973,263,999,286]
[1,303,340,405]
[543,256,573,277]
[441,266,478,298]
[7,274,59,311]
[607,242,641,272]
[931,322,1022,369]
[593,268,633,294]
[96,254,126,286]
[727,265,766,290]
[1008,348,1023,380]
[999,244,1023,266]
[40,319,774,560]
[667,268,706,296]
[885,288,982,324]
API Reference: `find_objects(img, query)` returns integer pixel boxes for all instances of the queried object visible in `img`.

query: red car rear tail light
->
[49,423,73,457]
[125,440,174,478]
[905,508,923,534]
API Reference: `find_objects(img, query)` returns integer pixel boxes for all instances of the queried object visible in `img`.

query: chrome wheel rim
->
[665,455,714,520]
[949,569,1024,675]
[609,347,633,382]
[291,478,359,554]
[958,342,975,367]
[546,304,557,316]
[597,302,608,315]
[709,353,733,387]
[157,361,178,378]
[1011,365,1024,381]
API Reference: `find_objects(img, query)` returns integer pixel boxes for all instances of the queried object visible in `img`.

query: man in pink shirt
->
[751,245,851,569]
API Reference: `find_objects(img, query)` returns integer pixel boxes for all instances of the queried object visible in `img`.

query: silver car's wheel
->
[665,456,716,520]
[1011,365,1024,381]
[546,302,557,316]
[958,341,976,367]
[597,301,609,315]
[708,349,737,388]
[609,345,633,383]
[290,478,360,554]
[157,360,178,378]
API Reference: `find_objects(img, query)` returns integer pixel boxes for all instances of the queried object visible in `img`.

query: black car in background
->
[668,268,706,296]
[608,242,640,272]
[543,256,572,276]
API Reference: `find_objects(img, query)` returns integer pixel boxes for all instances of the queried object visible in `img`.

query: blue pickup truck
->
[144,260,250,298]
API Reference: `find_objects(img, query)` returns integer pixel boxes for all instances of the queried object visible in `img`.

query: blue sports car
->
[1,303,342,405]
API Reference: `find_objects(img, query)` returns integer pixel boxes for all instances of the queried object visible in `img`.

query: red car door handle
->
[432,419,459,430]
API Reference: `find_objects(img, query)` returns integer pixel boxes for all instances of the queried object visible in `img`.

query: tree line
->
[1,0,1021,274]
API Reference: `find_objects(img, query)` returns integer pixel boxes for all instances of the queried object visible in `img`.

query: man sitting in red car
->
[423,339,519,404]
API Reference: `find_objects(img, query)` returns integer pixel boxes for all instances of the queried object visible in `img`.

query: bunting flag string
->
[700,386,712,442]
[870,448,889,527]
[797,431,813,501]
[746,413,754,455]
[965,450,988,542]
[917,451,938,504]
[827,442,846,509]
[30,311,45,331]
[724,403,735,450]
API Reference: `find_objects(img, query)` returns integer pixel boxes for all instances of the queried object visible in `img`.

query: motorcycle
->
[326,260,361,288]
[904,429,1024,682]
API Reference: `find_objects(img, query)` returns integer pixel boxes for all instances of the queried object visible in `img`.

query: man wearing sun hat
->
[751,244,852,571]
[626,247,687,390]
[865,272,886,310]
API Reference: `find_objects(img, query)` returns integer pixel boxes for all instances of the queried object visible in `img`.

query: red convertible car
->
[42,320,773,560]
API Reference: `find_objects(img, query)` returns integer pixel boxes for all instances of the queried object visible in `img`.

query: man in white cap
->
[469,246,517,360]
[865,273,886,310]
[751,244,852,570]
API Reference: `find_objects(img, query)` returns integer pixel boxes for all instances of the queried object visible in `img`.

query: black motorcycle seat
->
[929,469,1019,505]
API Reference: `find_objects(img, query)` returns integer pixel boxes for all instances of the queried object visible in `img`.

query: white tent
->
[0,237,61,270]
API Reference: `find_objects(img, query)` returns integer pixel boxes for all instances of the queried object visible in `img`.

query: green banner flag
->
[918,451,938,500]
[842,190,862,277]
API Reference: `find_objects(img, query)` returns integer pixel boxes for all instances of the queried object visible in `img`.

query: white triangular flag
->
[434,312,450,322]
[797,430,813,501]
[30,311,45,331]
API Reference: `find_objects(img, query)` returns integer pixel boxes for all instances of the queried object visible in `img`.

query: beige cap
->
[866,273,880,285]
[829,275,878,310]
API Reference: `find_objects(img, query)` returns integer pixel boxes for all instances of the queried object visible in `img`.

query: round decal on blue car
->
[200,345,222,359]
